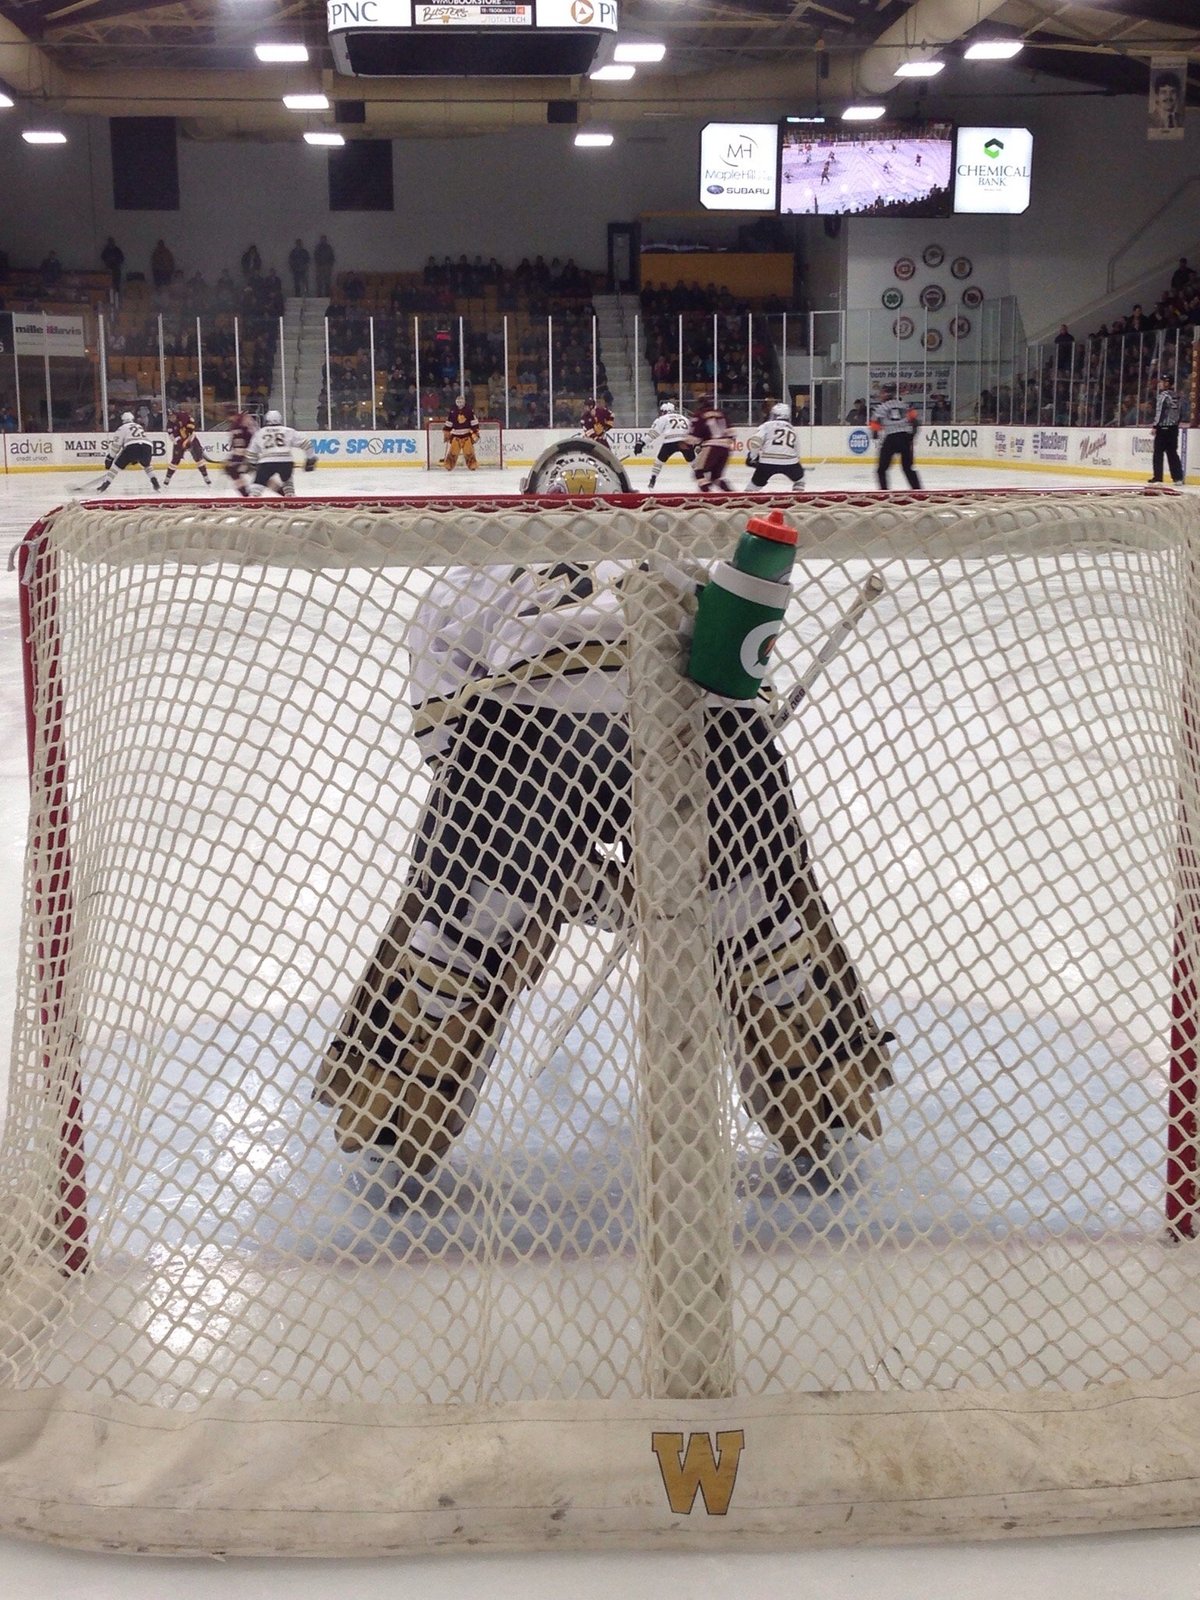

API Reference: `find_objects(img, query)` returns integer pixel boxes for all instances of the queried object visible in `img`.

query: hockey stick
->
[534,571,888,1062]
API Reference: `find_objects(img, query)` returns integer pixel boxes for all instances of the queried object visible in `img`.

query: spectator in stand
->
[151,239,175,292]
[845,399,868,424]
[314,235,335,297]
[39,250,63,290]
[0,404,16,432]
[1172,258,1195,293]
[288,239,311,297]
[241,243,262,281]
[1053,324,1075,366]
[101,237,125,295]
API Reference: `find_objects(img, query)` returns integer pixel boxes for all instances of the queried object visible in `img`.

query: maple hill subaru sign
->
[953,127,1033,214]
[699,123,780,211]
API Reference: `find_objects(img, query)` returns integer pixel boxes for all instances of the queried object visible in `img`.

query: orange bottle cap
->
[744,508,797,546]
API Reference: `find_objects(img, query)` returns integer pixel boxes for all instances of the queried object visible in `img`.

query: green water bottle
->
[687,509,798,699]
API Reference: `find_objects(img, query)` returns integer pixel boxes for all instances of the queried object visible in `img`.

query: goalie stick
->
[534,571,889,1064]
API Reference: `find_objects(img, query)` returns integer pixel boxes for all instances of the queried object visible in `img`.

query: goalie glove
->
[471,429,480,442]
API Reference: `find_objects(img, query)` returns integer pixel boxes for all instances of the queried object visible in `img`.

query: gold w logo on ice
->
[650,1430,745,1516]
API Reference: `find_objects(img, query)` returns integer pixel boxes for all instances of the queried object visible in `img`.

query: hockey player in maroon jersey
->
[580,397,614,442]
[685,396,735,492]
[224,404,258,496]
[442,395,480,471]
[163,408,212,489]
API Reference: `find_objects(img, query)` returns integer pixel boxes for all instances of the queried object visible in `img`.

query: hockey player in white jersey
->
[95,412,160,493]
[745,403,806,491]
[244,410,317,496]
[642,400,697,489]
[316,554,893,1181]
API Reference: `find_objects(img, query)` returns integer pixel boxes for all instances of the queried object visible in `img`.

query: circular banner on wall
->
[892,315,915,340]
[919,283,946,312]
[922,329,943,351]
[922,244,945,267]
[882,287,904,310]
[949,315,972,338]
[893,257,916,281]
[950,256,974,279]
[961,284,985,308]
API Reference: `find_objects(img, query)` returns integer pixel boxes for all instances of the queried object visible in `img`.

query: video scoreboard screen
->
[779,121,954,218]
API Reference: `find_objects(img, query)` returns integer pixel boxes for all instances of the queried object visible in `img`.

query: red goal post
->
[424,416,505,469]
[7,487,1200,1557]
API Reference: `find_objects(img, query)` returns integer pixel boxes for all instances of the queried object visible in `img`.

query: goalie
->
[442,395,481,471]
[316,519,892,1180]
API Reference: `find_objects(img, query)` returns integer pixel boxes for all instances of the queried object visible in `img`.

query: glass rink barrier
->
[0,298,1195,439]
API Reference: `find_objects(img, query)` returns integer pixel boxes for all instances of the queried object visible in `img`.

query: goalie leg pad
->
[319,890,562,1170]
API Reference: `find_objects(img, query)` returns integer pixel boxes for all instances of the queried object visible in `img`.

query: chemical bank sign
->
[699,123,779,211]
[953,127,1033,214]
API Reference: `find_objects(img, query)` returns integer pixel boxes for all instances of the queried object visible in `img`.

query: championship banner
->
[1148,56,1186,141]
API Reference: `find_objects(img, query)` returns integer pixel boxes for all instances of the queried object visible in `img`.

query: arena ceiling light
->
[0,93,13,109]
[22,129,66,144]
[894,60,944,77]
[842,105,886,121]
[574,131,614,147]
[255,43,309,63]
[304,130,344,146]
[589,64,636,81]
[964,39,1024,60]
[283,94,330,111]
[613,42,666,63]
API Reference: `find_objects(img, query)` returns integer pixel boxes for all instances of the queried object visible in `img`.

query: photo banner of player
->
[699,123,779,210]
[1148,56,1187,141]
[953,128,1033,214]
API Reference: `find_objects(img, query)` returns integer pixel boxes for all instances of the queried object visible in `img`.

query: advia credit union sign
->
[953,127,1033,214]
[699,123,779,211]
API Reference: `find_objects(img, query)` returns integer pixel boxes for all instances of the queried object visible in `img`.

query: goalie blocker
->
[316,456,892,1177]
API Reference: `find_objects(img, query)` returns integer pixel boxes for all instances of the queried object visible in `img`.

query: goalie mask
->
[521,437,632,496]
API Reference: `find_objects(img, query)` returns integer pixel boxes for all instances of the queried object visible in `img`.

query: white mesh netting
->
[3,488,1200,1554]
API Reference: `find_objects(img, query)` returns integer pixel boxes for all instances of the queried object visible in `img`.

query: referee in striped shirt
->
[1149,374,1185,486]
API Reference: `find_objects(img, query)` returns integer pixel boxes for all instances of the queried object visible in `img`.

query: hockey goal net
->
[424,416,504,470]
[4,488,1200,1555]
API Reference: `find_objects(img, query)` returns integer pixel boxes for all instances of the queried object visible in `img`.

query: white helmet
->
[660,400,675,413]
[770,403,790,420]
[121,411,134,423]
[264,409,282,425]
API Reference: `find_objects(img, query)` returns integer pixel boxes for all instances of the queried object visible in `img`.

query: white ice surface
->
[1,458,1199,1597]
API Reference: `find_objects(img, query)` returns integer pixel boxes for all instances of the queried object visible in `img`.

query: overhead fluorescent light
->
[283,94,330,111]
[574,131,614,147]
[842,105,886,121]
[613,42,665,64]
[786,116,827,124]
[894,60,944,77]
[22,129,67,144]
[304,131,345,146]
[0,93,14,110]
[255,43,308,63]
[589,64,636,81]
[965,39,1024,60]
